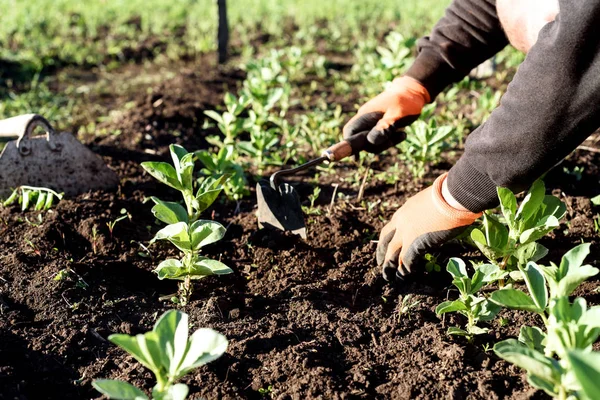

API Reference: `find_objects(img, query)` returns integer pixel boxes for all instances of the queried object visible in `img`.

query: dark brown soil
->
[1,62,599,400]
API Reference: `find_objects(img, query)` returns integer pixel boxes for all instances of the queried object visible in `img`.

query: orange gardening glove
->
[343,76,430,154]
[377,173,482,281]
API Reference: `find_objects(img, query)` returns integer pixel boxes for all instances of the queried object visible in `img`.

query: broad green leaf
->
[189,220,226,250]
[470,228,503,261]
[237,141,259,157]
[494,339,562,384]
[194,257,233,276]
[519,215,559,245]
[435,300,467,315]
[452,277,471,297]
[468,326,489,335]
[566,350,600,400]
[176,328,228,379]
[540,195,567,220]
[515,242,548,266]
[558,243,592,279]
[497,186,517,227]
[557,266,598,298]
[141,162,183,190]
[155,258,232,280]
[152,310,189,379]
[150,197,189,225]
[155,259,185,280]
[527,375,559,397]
[475,299,502,321]
[472,264,507,293]
[176,152,195,192]
[447,258,468,279]
[447,327,469,337]
[477,263,509,283]
[195,175,228,214]
[482,213,509,251]
[490,289,542,313]
[158,383,189,400]
[518,326,546,352]
[204,110,224,124]
[516,179,545,222]
[108,334,155,372]
[521,262,548,310]
[151,222,191,252]
[92,380,148,400]
[591,194,600,206]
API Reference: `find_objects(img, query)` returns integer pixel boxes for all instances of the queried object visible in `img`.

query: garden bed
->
[1,61,599,400]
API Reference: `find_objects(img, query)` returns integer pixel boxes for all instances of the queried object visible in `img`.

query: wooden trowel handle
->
[322,132,368,162]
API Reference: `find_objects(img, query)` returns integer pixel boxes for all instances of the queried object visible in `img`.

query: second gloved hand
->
[343,76,430,154]
[377,173,482,281]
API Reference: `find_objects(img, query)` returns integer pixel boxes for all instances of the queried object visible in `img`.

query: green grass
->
[0,0,450,71]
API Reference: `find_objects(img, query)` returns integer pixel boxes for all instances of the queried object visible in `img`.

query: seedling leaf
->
[150,197,189,225]
[566,350,600,400]
[141,162,183,191]
[521,262,548,310]
[189,220,226,250]
[92,380,148,400]
[435,300,467,315]
[490,289,542,313]
[518,326,546,352]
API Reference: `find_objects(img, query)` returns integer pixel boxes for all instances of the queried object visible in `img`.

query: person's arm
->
[447,0,600,212]
[406,0,509,99]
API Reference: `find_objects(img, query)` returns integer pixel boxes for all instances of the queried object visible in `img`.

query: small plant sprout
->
[93,310,228,400]
[401,118,454,178]
[204,93,249,147]
[436,258,507,339]
[303,186,322,216]
[397,294,421,320]
[196,145,249,200]
[106,208,129,238]
[424,253,441,273]
[490,244,600,399]
[2,186,63,211]
[141,144,233,305]
[470,179,566,273]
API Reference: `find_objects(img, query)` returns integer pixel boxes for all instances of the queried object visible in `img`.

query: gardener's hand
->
[377,173,482,281]
[343,76,430,154]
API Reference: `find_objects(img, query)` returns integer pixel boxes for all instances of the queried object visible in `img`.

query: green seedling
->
[401,117,454,178]
[490,244,600,399]
[204,93,249,147]
[3,185,63,211]
[470,179,566,273]
[424,253,441,273]
[303,186,322,216]
[141,144,233,305]
[436,258,507,339]
[196,145,248,200]
[236,125,279,173]
[106,208,129,238]
[398,294,421,320]
[490,243,598,318]
[93,310,228,400]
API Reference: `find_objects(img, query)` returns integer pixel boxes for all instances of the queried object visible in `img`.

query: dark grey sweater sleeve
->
[405,0,508,98]
[447,0,600,212]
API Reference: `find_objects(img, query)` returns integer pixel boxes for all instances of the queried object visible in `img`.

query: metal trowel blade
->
[256,179,306,239]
